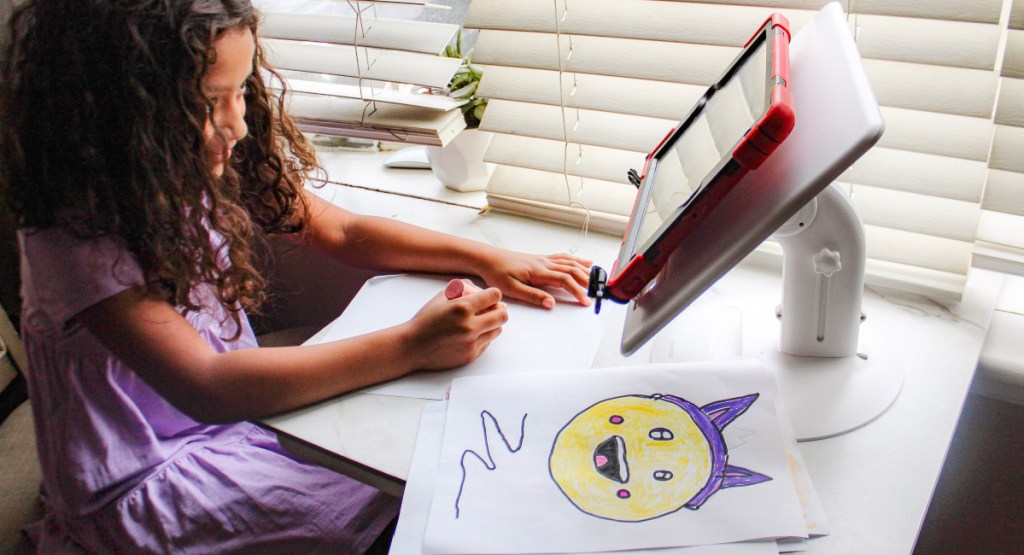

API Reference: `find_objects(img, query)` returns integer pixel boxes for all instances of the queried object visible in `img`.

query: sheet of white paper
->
[423,360,808,554]
[318,274,606,399]
[393,402,779,555]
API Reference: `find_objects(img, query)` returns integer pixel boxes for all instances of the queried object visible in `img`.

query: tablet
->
[589,14,794,306]
[617,0,886,421]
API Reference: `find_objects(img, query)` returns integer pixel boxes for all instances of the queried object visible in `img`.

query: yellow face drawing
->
[549,395,712,522]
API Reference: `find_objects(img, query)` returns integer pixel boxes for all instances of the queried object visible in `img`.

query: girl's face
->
[202,27,255,177]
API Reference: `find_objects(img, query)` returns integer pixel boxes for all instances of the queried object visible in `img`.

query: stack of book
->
[279,77,468,147]
[255,0,469,147]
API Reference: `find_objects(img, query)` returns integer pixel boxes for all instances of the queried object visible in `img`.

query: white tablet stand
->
[618,3,899,440]
[766,184,903,441]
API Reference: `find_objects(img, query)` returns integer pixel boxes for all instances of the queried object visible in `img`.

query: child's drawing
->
[427,363,809,554]
[548,393,771,522]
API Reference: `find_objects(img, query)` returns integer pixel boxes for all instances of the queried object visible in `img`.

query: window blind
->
[974,0,1024,276]
[466,0,1007,300]
[254,0,467,146]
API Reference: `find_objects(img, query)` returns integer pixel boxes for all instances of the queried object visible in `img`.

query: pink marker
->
[445,278,482,300]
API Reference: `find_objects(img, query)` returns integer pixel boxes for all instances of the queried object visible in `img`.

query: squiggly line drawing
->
[455,410,528,518]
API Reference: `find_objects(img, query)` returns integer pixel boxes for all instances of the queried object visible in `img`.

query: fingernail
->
[543,297,554,309]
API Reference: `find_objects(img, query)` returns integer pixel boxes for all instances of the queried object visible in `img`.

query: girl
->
[0,1,591,552]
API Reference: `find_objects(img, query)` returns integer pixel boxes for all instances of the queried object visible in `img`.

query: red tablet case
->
[600,14,795,304]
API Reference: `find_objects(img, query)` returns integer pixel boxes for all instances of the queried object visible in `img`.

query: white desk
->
[259,156,1001,554]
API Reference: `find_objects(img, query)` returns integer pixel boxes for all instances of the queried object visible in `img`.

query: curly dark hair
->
[0,0,319,333]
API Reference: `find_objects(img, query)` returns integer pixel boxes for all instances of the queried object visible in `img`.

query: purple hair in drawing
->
[668,393,771,509]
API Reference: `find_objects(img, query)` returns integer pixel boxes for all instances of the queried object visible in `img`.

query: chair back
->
[0,302,25,383]
[1,302,28,424]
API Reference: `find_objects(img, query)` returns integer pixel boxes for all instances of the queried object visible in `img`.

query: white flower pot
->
[427,129,495,192]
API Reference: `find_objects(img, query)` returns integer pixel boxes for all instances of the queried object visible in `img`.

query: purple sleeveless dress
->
[17,228,398,553]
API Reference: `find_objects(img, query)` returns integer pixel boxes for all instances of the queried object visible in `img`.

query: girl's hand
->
[401,285,508,370]
[476,250,593,310]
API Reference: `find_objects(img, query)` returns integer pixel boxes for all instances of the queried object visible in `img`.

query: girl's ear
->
[701,393,759,431]
[721,465,772,489]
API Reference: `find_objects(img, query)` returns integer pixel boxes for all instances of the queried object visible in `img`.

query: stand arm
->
[773,184,865,357]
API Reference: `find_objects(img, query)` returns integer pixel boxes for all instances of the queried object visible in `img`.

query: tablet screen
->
[619,34,771,270]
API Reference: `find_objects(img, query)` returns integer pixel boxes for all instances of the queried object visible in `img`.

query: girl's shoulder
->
[19,227,145,329]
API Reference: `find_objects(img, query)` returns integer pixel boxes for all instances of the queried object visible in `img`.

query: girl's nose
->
[223,99,248,142]
[214,94,248,142]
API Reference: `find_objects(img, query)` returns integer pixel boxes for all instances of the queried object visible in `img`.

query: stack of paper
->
[391,361,829,554]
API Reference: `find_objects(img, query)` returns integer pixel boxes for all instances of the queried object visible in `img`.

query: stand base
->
[762,338,904,441]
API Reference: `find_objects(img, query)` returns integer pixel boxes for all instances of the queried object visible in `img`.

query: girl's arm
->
[76,283,506,423]
[295,189,593,309]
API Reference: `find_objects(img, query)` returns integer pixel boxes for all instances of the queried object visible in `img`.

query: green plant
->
[443,32,487,129]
